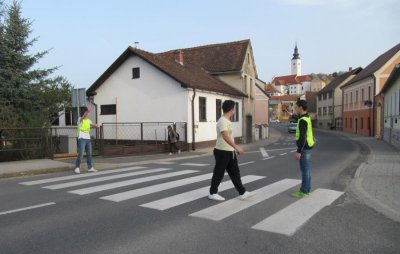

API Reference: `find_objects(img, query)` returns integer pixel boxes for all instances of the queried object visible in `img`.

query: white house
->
[86,47,245,151]
[382,64,400,149]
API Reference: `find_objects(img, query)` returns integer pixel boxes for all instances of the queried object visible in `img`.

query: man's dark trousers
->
[210,148,246,195]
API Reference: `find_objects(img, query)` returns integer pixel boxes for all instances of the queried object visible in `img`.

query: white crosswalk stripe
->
[42,168,172,190]
[251,189,344,236]
[18,166,344,237]
[156,162,176,165]
[190,179,301,221]
[238,161,255,166]
[140,175,266,210]
[180,163,210,167]
[68,170,198,195]
[100,173,214,202]
[19,166,147,186]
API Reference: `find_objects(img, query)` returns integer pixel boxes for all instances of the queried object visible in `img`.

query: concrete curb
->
[316,129,400,223]
[349,162,400,223]
[0,166,74,179]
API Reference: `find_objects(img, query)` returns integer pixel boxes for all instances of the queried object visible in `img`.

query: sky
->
[3,0,400,88]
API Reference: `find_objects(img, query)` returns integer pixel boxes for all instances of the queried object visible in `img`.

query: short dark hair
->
[81,107,88,116]
[296,100,308,111]
[222,100,235,113]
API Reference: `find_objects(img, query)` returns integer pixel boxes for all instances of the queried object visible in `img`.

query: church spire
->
[292,42,300,60]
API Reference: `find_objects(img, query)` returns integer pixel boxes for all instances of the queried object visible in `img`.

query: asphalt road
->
[1,125,399,254]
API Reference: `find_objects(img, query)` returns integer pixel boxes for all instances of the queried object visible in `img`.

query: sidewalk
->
[319,129,400,223]
[0,127,283,179]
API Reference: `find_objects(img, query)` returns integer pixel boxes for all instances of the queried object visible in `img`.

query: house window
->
[216,99,222,120]
[132,67,140,79]
[329,106,333,115]
[368,87,371,100]
[318,107,322,116]
[318,95,321,101]
[199,97,207,122]
[356,91,359,103]
[361,88,364,102]
[244,75,248,94]
[323,107,327,116]
[350,92,353,104]
[323,93,327,100]
[100,104,116,115]
[231,102,239,122]
[345,94,348,105]
[250,78,253,97]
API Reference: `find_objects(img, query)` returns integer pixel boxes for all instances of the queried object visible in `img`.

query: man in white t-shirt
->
[208,100,254,201]
[74,107,99,174]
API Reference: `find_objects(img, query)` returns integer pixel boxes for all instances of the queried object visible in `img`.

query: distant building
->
[317,68,362,130]
[291,43,301,75]
[264,83,282,97]
[270,95,300,122]
[342,43,400,137]
[381,64,400,149]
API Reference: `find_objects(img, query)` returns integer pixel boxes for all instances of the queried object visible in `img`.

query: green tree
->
[0,0,73,127]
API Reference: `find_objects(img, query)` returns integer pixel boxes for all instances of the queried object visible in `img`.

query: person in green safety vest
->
[292,99,315,198]
[74,106,99,174]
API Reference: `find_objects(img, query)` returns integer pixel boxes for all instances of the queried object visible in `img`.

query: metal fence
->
[0,127,99,162]
[0,128,50,162]
[0,122,187,161]
[100,122,187,156]
[101,122,187,145]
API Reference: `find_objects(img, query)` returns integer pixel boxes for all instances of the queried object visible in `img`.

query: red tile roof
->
[272,74,312,86]
[297,75,312,82]
[271,95,300,101]
[158,39,250,73]
[265,84,281,94]
[87,47,246,97]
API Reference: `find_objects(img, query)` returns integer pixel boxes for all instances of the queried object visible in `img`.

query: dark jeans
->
[210,148,246,195]
[299,149,312,193]
[169,142,179,153]
[75,138,93,169]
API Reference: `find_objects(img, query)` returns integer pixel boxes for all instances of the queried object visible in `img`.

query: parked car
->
[288,122,297,133]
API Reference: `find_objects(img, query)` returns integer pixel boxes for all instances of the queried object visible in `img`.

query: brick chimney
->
[175,50,184,65]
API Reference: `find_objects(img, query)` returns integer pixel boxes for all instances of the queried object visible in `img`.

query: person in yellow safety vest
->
[292,99,315,198]
[74,106,99,174]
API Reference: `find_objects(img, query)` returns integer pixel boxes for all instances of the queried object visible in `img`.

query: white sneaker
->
[88,168,98,172]
[169,153,173,155]
[240,191,255,200]
[74,168,80,174]
[208,193,225,201]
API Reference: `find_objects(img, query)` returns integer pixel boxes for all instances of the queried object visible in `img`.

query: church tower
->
[291,43,301,75]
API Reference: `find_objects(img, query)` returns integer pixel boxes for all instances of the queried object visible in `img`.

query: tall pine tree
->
[0,0,72,127]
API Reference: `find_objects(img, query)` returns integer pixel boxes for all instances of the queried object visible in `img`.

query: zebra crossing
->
[19,165,344,236]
